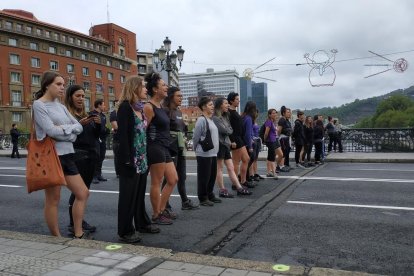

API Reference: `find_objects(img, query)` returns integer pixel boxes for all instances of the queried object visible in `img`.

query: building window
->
[5,21,12,30]
[31,57,40,68]
[49,46,57,54]
[65,50,73,57]
[96,70,102,79]
[16,24,22,32]
[10,72,21,83]
[26,26,32,34]
[90,43,94,49]
[82,67,89,76]
[81,53,88,60]
[36,28,42,36]
[31,74,41,85]
[12,112,23,123]
[84,98,90,112]
[68,77,76,86]
[67,64,74,73]
[30,42,38,50]
[120,49,125,57]
[50,61,59,71]
[120,75,126,83]
[103,46,108,53]
[45,30,50,38]
[8,38,17,46]
[119,63,124,70]
[10,54,20,65]
[53,33,59,40]
[11,91,22,107]
[106,60,112,66]
[68,37,74,44]
[61,35,66,42]
[96,45,100,51]
[94,57,100,63]
[83,82,90,91]
[96,83,104,93]
[107,72,113,81]
[108,86,114,94]
[83,41,88,48]
[76,39,81,46]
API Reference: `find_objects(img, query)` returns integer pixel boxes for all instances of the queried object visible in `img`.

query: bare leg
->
[160,162,177,212]
[66,174,89,237]
[44,186,61,236]
[224,159,243,189]
[216,159,225,189]
[149,163,166,217]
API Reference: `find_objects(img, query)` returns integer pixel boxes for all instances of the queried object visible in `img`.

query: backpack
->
[259,123,266,141]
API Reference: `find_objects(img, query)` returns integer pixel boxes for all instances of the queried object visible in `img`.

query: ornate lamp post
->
[153,37,185,85]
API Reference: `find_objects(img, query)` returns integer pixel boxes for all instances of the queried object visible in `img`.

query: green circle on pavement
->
[272,264,290,271]
[105,244,122,251]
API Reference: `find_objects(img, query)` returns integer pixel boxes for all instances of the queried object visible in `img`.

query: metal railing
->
[1,128,413,152]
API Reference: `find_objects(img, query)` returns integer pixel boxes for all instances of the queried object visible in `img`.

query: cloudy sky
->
[2,0,413,109]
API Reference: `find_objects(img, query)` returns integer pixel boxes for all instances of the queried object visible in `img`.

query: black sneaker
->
[163,208,177,220]
[255,173,265,180]
[209,196,222,203]
[68,220,96,234]
[242,181,255,189]
[137,225,160,234]
[200,199,214,206]
[73,231,94,240]
[182,199,200,210]
[119,232,141,243]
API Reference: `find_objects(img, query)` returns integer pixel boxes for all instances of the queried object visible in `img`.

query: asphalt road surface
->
[0,157,413,275]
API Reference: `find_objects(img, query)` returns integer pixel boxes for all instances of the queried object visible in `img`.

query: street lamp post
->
[153,37,185,85]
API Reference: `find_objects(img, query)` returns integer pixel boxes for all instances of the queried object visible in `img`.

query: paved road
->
[0,157,413,275]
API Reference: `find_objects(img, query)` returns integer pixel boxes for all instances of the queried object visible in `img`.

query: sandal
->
[237,188,252,196]
[219,188,234,198]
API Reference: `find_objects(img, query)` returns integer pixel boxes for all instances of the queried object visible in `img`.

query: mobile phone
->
[87,114,97,119]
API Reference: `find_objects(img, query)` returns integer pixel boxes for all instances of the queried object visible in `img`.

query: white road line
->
[0,174,25,177]
[90,189,198,198]
[287,201,414,211]
[0,167,26,170]
[268,175,414,183]
[0,184,22,188]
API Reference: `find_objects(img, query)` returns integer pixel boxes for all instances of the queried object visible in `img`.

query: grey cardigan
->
[192,116,219,157]
[212,115,233,149]
[33,99,83,155]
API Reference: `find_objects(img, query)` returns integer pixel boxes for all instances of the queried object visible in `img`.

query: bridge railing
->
[1,128,413,152]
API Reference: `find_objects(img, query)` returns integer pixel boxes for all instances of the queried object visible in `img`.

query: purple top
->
[252,123,259,138]
[242,115,253,149]
[264,119,277,142]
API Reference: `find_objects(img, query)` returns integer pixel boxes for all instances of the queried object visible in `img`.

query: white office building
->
[179,69,240,106]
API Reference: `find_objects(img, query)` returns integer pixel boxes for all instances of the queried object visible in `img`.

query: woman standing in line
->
[117,75,160,244]
[161,86,199,211]
[64,85,100,235]
[250,110,264,181]
[227,92,252,188]
[212,98,252,197]
[242,101,258,184]
[303,116,314,166]
[193,96,220,206]
[313,119,325,164]
[263,109,283,178]
[143,72,178,224]
[277,106,292,172]
[33,71,89,239]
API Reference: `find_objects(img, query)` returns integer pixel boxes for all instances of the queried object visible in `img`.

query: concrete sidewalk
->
[0,230,375,276]
[1,148,414,163]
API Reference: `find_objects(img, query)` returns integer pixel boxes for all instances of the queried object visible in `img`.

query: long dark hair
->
[65,84,86,118]
[214,97,228,118]
[163,86,180,108]
[35,71,62,100]
[242,101,257,119]
[144,72,162,97]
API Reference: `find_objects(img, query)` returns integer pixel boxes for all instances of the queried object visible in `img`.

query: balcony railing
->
[1,128,412,152]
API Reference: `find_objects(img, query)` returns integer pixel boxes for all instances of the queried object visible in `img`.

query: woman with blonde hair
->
[33,71,89,239]
[117,75,159,244]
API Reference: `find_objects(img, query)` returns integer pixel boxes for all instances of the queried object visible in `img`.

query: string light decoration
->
[304,49,338,87]
[242,57,279,82]
[364,50,408,78]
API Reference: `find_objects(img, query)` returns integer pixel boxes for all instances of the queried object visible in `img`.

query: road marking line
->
[90,190,198,198]
[0,174,25,177]
[0,184,22,188]
[287,201,414,211]
[267,175,414,183]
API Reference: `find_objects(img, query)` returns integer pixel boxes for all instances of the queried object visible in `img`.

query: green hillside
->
[304,85,414,125]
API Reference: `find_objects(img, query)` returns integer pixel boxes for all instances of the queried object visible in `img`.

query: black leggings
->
[196,156,217,201]
[162,151,188,207]
[280,137,291,166]
[304,143,313,162]
[314,142,323,162]
[295,144,303,164]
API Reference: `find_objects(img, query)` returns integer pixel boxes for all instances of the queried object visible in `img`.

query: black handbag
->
[198,116,214,152]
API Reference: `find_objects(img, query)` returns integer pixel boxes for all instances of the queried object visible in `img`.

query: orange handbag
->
[26,115,66,193]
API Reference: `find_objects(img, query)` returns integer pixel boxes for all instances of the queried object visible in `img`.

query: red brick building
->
[0,9,137,132]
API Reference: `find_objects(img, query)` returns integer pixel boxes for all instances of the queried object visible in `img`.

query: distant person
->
[242,101,258,183]
[334,119,343,153]
[277,106,292,171]
[326,116,335,152]
[110,100,120,178]
[293,110,306,168]
[33,71,90,239]
[303,116,314,166]
[263,109,283,178]
[91,99,109,183]
[10,123,20,158]
[314,119,325,164]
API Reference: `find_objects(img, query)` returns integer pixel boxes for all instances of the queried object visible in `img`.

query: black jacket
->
[117,100,136,176]
[293,119,305,146]
[10,128,20,143]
